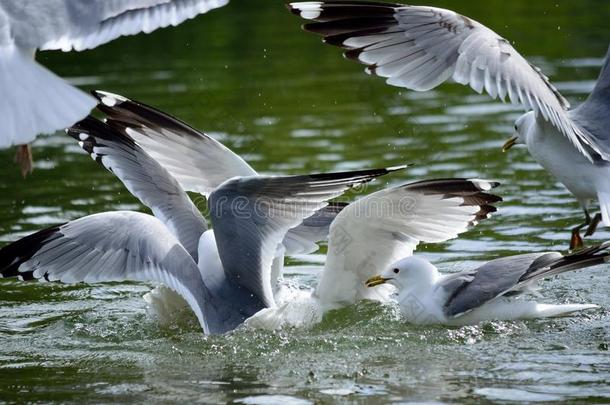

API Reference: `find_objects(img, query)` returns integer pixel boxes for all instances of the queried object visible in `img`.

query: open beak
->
[365,275,389,288]
[502,136,518,152]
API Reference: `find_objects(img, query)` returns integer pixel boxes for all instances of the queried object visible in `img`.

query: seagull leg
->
[15,144,33,178]
[584,213,603,238]
[570,209,591,251]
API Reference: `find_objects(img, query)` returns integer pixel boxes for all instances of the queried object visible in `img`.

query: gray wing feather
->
[209,168,399,307]
[67,116,207,260]
[0,211,211,334]
[93,91,257,197]
[92,90,346,252]
[443,243,610,318]
[441,252,560,317]
[283,202,348,254]
[1,0,228,51]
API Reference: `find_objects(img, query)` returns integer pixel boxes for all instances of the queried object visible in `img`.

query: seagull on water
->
[246,177,502,330]
[0,0,229,176]
[289,1,610,251]
[0,91,405,334]
[365,243,609,324]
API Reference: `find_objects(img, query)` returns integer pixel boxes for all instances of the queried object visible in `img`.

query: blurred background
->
[1,1,609,403]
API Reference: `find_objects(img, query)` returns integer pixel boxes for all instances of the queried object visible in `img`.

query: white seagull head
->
[365,256,438,291]
[504,111,536,152]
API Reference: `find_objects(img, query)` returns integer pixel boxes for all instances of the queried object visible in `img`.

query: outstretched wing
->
[67,116,207,260]
[1,0,228,52]
[289,1,605,161]
[92,90,348,254]
[93,90,257,197]
[571,44,610,159]
[209,166,404,307]
[0,211,212,334]
[442,242,610,318]
[317,178,501,306]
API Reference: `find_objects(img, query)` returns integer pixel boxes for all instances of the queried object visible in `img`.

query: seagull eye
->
[393,268,400,274]
[514,124,518,131]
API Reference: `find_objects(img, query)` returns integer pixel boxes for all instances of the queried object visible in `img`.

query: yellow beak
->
[502,136,519,152]
[365,275,389,288]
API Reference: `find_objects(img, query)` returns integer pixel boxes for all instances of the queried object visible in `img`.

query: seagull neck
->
[395,268,439,293]
[197,230,227,288]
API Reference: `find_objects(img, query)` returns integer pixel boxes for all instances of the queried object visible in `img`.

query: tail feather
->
[0,46,96,148]
[532,303,599,318]
[522,241,610,284]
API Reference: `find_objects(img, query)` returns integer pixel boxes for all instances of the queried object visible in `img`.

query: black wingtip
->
[90,90,206,141]
[90,90,130,107]
[308,163,409,184]
[0,225,63,280]
[67,115,111,136]
[289,2,404,21]
[286,1,306,16]
[517,240,610,284]
[67,116,107,164]
[399,178,503,226]
[402,178,501,194]
[66,114,138,168]
[565,241,610,259]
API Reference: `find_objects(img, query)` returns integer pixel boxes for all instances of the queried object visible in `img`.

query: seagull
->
[0,0,229,176]
[288,1,610,251]
[365,243,609,325]
[0,124,399,335]
[247,177,502,330]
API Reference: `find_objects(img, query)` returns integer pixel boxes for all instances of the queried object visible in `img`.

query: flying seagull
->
[0,0,229,176]
[0,123,399,334]
[288,1,610,250]
[365,243,608,324]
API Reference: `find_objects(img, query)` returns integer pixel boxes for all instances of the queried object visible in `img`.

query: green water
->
[2,1,610,403]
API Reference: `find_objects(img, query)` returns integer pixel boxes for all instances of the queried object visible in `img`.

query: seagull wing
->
[93,91,257,197]
[282,202,349,254]
[93,90,348,254]
[585,44,610,104]
[0,211,212,333]
[0,6,95,147]
[289,1,606,161]
[209,167,401,307]
[571,44,610,159]
[316,178,500,306]
[442,242,610,318]
[1,0,228,52]
[67,116,207,260]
